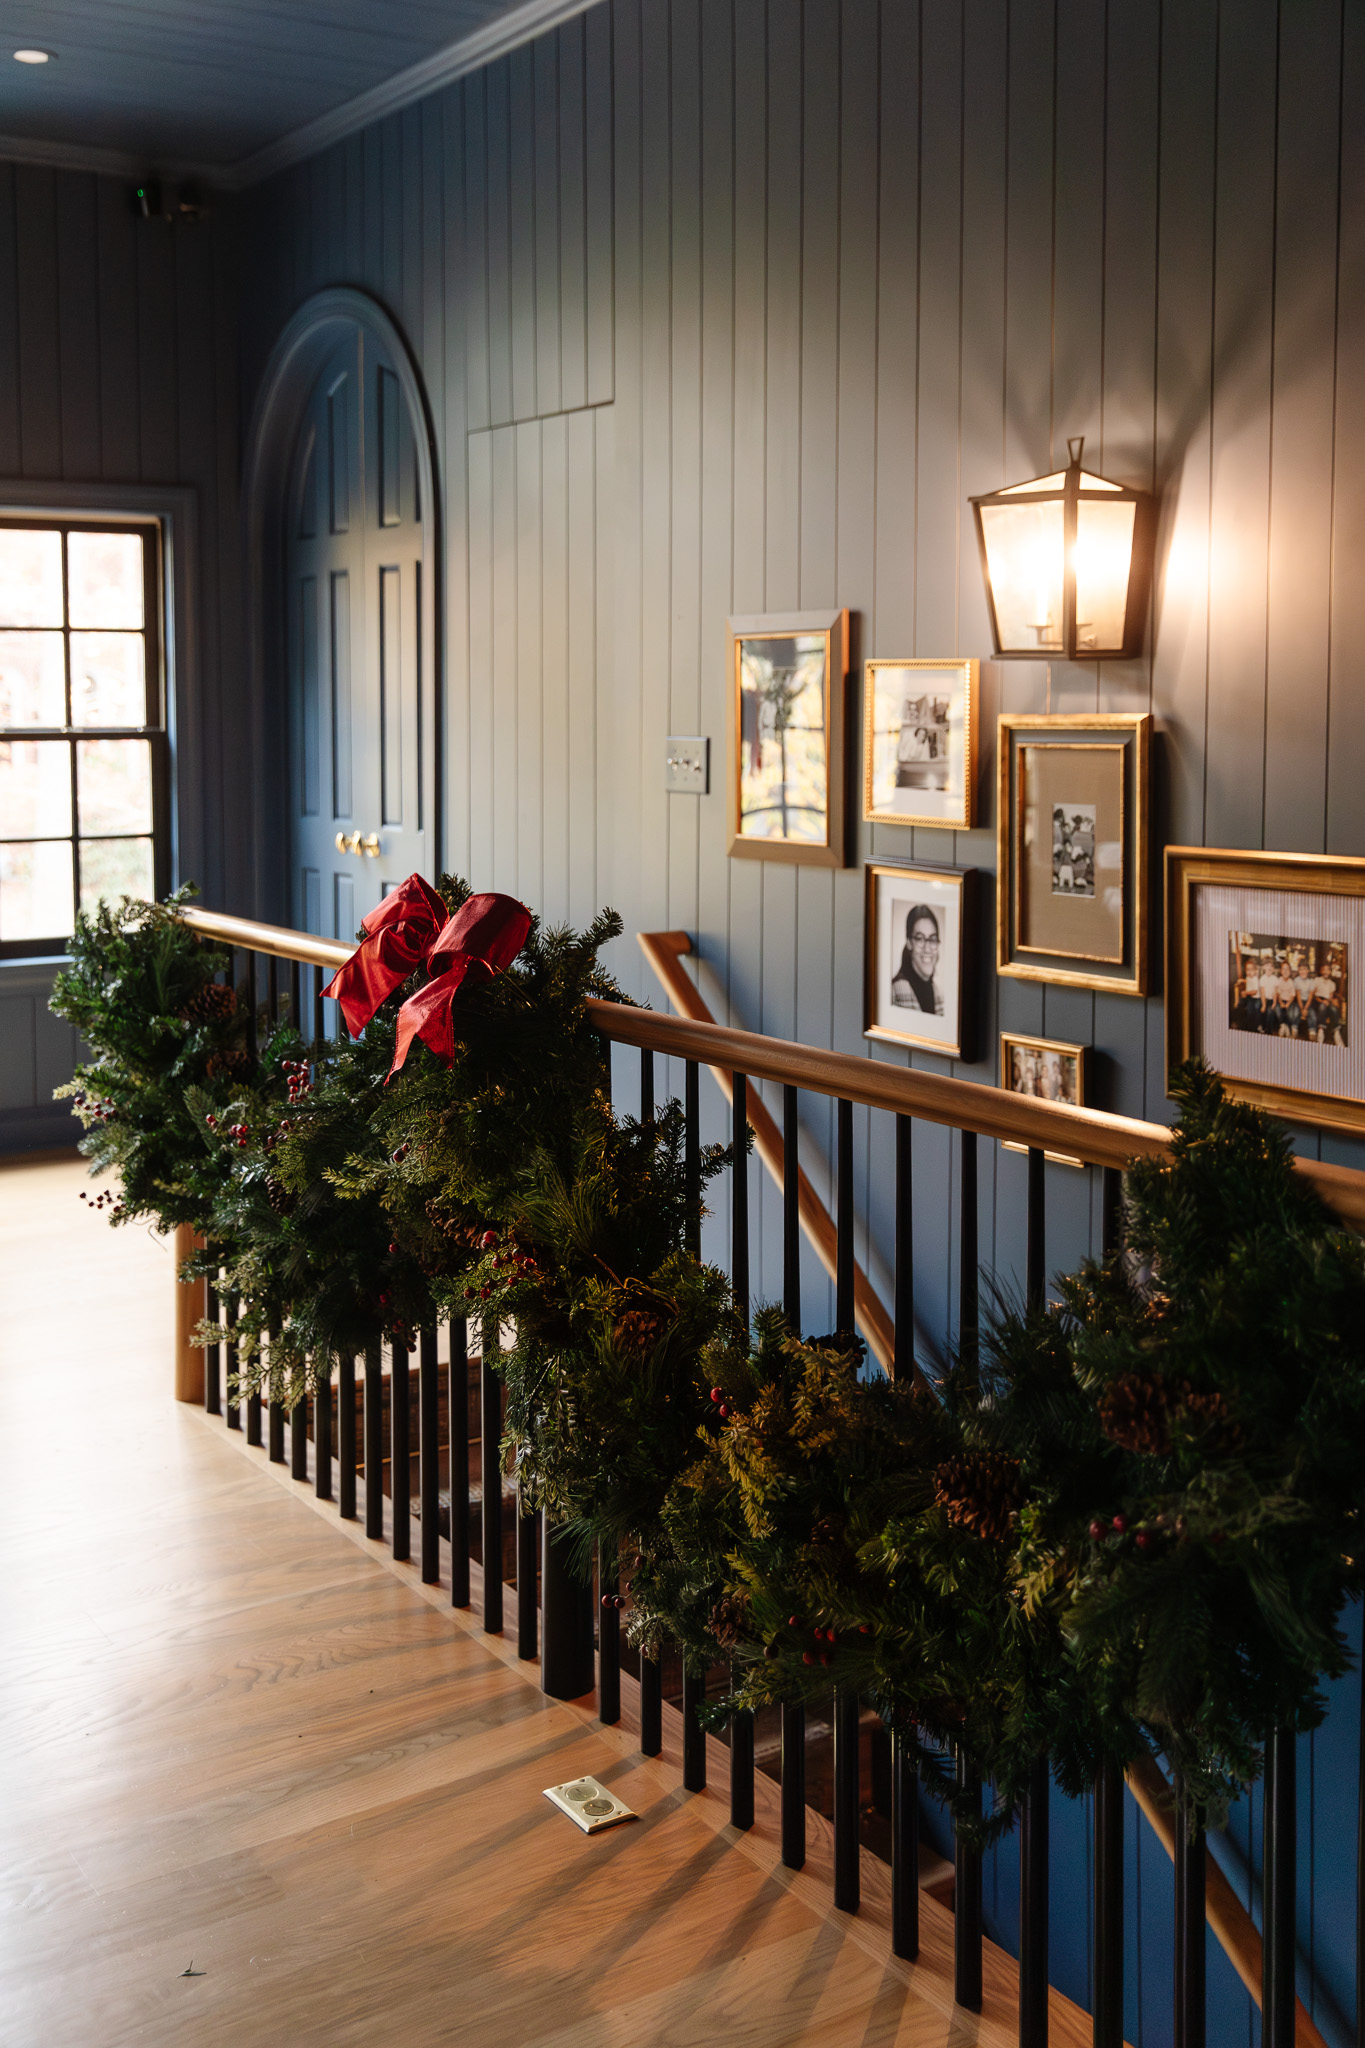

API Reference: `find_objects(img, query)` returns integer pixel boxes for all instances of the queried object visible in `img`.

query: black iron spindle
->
[315,1360,333,1501]
[836,1097,854,1333]
[891,1727,919,1959]
[1173,1784,1206,2048]
[391,1341,410,1561]
[1027,1145,1046,1313]
[245,951,259,1064]
[313,963,325,1052]
[730,1670,754,1831]
[290,1387,308,1479]
[289,957,301,1036]
[541,1519,594,1697]
[1093,1758,1124,2048]
[638,1047,663,1753]
[1263,1724,1296,2048]
[450,1318,471,1606]
[481,1333,503,1632]
[205,1277,221,1415]
[246,1341,262,1446]
[954,1753,983,2011]
[960,1130,979,1382]
[640,1046,654,1125]
[1018,1755,1049,2046]
[684,1060,700,1257]
[598,1541,620,1723]
[338,1355,357,1520]
[781,1083,805,1870]
[1102,1163,1123,1257]
[833,1687,860,1913]
[267,953,279,1027]
[419,1326,439,1583]
[364,1341,383,1540]
[781,1701,806,1869]
[894,1115,913,1381]
[732,1073,750,1325]
[268,1387,285,1463]
[682,1662,706,1792]
[517,1489,539,1659]
[226,1288,241,1430]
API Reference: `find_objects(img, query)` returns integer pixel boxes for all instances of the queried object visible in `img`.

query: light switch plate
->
[543,1774,638,1835]
[664,735,709,793]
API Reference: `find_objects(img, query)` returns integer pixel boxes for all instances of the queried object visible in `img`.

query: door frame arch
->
[242,286,441,922]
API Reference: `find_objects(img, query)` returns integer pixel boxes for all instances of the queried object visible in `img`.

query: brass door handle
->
[334,830,361,854]
[360,833,380,858]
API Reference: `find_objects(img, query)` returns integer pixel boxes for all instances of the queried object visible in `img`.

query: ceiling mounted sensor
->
[13,47,53,63]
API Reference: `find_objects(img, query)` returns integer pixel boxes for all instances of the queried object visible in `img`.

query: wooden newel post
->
[174,1221,206,1404]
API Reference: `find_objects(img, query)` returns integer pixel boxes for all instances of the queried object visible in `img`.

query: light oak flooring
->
[0,1154,1094,2047]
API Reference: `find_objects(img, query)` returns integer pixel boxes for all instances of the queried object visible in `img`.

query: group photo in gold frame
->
[863,861,974,1061]
[726,609,849,866]
[862,656,977,831]
[1167,845,1365,1136]
[997,712,1151,996]
[999,1030,1088,1166]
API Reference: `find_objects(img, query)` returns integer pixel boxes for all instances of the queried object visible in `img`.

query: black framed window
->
[0,518,169,958]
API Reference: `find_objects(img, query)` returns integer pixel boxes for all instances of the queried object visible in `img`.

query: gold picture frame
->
[1000,1032,1088,1166]
[1166,845,1365,1136]
[864,860,975,1061]
[727,609,849,866]
[997,712,1151,995]
[862,656,978,830]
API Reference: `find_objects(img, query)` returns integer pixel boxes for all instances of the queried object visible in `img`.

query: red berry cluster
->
[78,1188,126,1221]
[600,1592,626,1611]
[390,1142,411,1163]
[709,1386,732,1420]
[279,1058,313,1105]
[76,1093,116,1124]
[1088,1508,1202,1553]
[473,1230,542,1302]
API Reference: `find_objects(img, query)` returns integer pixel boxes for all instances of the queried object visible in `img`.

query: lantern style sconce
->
[969,438,1155,660]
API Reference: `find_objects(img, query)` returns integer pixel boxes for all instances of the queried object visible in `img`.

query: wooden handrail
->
[182,904,353,970]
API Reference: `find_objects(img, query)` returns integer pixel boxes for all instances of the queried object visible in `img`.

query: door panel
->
[286,326,432,939]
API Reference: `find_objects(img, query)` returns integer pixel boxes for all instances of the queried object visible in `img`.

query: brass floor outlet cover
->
[543,1775,638,1834]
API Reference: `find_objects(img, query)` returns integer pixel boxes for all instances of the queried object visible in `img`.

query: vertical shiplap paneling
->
[558,15,588,414]
[55,173,99,479]
[15,167,61,478]
[538,410,569,927]
[534,31,563,422]
[485,60,514,430]
[464,70,493,437]
[515,416,544,901]
[584,4,615,408]
[508,44,539,423]
[0,167,19,473]
[1325,2,1365,884]
[465,420,495,880]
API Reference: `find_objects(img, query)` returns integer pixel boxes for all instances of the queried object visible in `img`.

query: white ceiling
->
[0,0,593,186]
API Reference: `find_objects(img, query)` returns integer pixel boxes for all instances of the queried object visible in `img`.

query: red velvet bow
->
[320,876,532,1081]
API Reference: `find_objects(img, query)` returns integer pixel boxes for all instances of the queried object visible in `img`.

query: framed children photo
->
[727,608,849,867]
[863,656,978,830]
[864,861,974,1060]
[997,712,1151,995]
[1167,845,1365,1136]
[1001,1031,1087,1108]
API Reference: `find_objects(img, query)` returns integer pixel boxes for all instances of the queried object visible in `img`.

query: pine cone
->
[933,1451,1023,1543]
[708,1590,752,1649]
[809,1512,848,1555]
[1176,1387,1242,1453]
[205,1047,251,1080]
[1098,1375,1172,1456]
[614,1306,667,1356]
[265,1176,295,1216]
[181,982,237,1024]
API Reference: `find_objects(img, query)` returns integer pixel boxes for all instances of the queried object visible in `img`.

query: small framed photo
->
[1000,1032,1088,1167]
[864,861,974,1060]
[1167,846,1365,1135]
[997,712,1151,995]
[863,657,978,830]
[727,608,849,866]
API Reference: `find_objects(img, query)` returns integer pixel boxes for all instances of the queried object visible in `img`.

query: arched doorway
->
[243,289,439,937]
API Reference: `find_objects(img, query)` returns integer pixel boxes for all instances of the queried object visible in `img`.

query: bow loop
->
[319,874,447,1039]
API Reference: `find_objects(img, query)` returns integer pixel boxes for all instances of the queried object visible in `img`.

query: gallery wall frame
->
[997,712,1152,996]
[1166,845,1365,1136]
[1000,1030,1088,1167]
[726,608,849,867]
[864,859,975,1062]
[862,655,978,831]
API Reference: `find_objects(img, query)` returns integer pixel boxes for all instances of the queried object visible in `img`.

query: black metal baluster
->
[246,952,259,1064]
[364,1341,383,1540]
[834,1687,860,1913]
[638,1049,662,1752]
[205,1275,221,1415]
[1019,1755,1049,2046]
[481,1331,503,1631]
[517,1488,539,1660]
[315,1360,333,1502]
[1027,1145,1046,1313]
[1173,1784,1206,2048]
[1263,1725,1296,2048]
[338,1355,357,1520]
[894,1114,913,1380]
[892,1726,919,1959]
[450,1318,471,1607]
[598,1542,620,1722]
[728,1071,754,1828]
[955,1753,983,2011]
[781,1082,805,1870]
[313,963,325,1053]
[267,953,279,1028]
[1358,1652,1365,2048]
[1093,1758,1124,2048]
[226,1289,241,1430]
[960,1130,979,1382]
[289,957,301,1037]
[541,1519,594,1697]
[246,1328,263,1446]
[391,1341,410,1561]
[419,1326,439,1583]
[1102,1163,1123,1257]
[268,1389,285,1462]
[684,1060,700,1257]
[682,1662,706,1792]
[836,1097,854,1332]
[290,1385,308,1479]
[730,1670,754,1831]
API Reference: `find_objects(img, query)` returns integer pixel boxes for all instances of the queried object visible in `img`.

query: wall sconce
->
[969,438,1155,659]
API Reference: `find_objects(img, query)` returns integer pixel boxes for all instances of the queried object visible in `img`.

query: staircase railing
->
[170,901,1360,2048]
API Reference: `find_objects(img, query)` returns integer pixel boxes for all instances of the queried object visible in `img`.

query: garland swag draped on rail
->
[50,882,1365,1841]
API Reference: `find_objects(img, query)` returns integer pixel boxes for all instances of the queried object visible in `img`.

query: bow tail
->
[388,958,480,1079]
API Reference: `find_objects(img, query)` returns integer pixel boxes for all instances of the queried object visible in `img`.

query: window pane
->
[70,633,146,727]
[0,738,73,837]
[0,839,73,940]
[0,529,63,627]
[0,631,65,726]
[77,737,152,835]
[79,834,154,915]
[67,531,144,629]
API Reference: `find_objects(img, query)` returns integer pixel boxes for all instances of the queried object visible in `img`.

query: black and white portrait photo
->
[864,862,971,1059]
[1052,803,1096,896]
[895,696,951,794]
[862,658,977,831]
[890,899,945,1016]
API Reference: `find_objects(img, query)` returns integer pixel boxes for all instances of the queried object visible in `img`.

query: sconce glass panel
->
[1074,498,1137,653]
[978,498,1065,654]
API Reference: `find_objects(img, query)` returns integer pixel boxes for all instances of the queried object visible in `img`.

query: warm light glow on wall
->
[970,440,1154,660]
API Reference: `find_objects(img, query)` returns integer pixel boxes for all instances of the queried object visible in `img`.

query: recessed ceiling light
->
[13,49,53,64]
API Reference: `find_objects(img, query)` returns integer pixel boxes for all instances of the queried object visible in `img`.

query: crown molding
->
[0,0,600,194]
[222,0,600,189]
